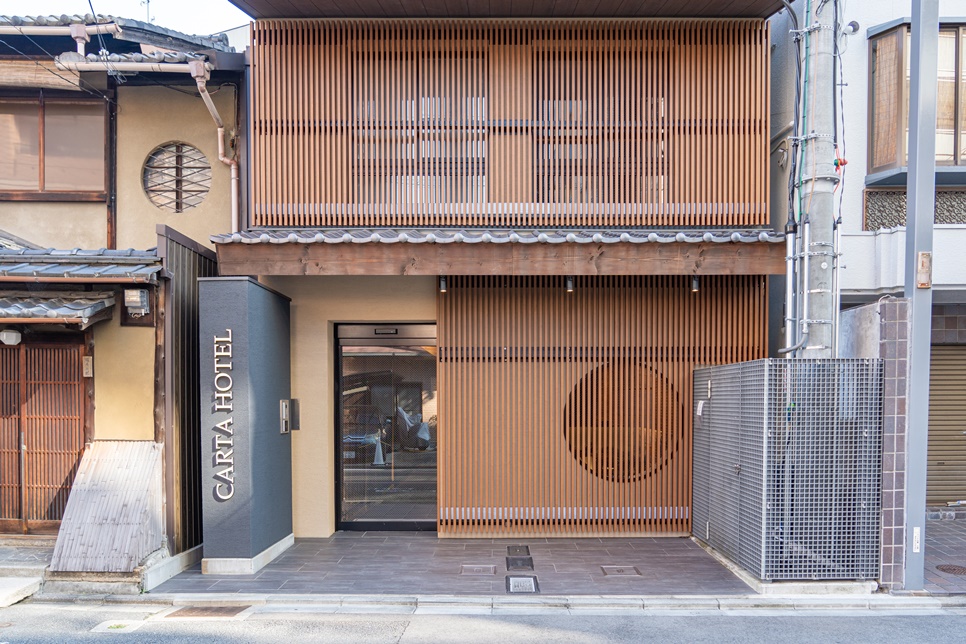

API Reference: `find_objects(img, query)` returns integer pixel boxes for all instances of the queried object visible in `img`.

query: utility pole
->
[799,0,837,358]
[903,0,939,592]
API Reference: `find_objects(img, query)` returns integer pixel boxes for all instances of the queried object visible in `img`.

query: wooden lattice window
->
[142,142,211,213]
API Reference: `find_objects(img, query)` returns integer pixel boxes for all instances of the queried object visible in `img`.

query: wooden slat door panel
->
[437,275,767,537]
[0,343,86,533]
[0,346,20,523]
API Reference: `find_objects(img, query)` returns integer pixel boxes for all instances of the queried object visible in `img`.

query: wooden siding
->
[436,275,767,536]
[250,19,769,228]
[49,441,163,572]
[158,226,218,555]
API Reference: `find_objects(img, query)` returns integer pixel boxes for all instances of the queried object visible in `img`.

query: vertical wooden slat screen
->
[0,346,20,523]
[22,345,85,523]
[250,19,769,228]
[437,275,766,537]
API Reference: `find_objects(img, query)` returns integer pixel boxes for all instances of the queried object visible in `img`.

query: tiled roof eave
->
[212,228,785,246]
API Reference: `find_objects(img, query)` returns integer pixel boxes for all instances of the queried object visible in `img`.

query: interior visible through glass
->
[340,344,437,524]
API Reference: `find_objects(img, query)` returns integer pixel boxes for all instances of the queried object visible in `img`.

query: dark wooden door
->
[0,343,87,534]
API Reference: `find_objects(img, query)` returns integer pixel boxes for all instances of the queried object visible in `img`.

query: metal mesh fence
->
[693,359,883,581]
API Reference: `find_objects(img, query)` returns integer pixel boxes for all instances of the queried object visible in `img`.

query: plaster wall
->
[0,202,105,249]
[115,85,235,250]
[259,275,437,538]
[92,311,155,441]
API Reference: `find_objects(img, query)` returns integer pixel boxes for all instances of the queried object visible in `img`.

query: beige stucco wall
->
[261,276,437,538]
[115,85,235,251]
[92,311,155,441]
[0,202,106,249]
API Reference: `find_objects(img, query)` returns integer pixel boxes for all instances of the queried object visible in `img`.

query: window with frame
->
[0,95,107,197]
[870,25,966,174]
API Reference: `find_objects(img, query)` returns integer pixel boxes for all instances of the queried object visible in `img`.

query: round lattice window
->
[142,142,211,212]
[563,363,680,483]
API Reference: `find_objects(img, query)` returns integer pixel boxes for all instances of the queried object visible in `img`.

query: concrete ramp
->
[50,441,163,573]
[0,577,42,607]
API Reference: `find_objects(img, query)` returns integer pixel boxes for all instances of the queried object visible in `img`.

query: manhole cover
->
[460,564,496,575]
[166,606,249,618]
[506,556,534,571]
[601,565,641,576]
[507,545,530,557]
[506,575,539,593]
[937,564,966,575]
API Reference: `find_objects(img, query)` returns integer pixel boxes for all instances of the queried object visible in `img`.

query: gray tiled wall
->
[932,304,966,344]
[839,298,909,590]
[878,300,909,591]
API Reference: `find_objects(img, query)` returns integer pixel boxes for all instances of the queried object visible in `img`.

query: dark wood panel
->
[216,240,785,276]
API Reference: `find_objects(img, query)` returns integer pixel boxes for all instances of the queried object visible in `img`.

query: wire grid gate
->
[693,359,883,581]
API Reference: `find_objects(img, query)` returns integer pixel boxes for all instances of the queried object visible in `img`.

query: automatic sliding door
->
[337,324,437,530]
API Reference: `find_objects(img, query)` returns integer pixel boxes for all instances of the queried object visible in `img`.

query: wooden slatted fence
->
[250,19,769,228]
[437,275,766,536]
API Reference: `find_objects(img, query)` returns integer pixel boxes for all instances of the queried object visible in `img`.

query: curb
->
[25,591,966,614]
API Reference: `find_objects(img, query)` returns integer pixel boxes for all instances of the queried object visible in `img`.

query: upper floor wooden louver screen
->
[250,19,769,228]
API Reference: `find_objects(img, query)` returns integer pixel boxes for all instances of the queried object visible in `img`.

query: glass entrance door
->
[337,324,437,530]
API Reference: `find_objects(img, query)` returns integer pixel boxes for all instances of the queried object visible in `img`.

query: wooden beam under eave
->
[216,241,786,277]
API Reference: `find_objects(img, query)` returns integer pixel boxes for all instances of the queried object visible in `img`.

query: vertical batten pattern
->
[437,276,766,536]
[250,19,768,228]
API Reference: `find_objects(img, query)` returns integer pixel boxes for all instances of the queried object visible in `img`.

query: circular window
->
[142,142,211,213]
[563,363,680,483]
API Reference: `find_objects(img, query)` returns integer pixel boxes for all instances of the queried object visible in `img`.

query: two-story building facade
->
[198,0,787,567]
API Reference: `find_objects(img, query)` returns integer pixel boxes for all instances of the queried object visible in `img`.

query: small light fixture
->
[691,276,700,293]
[439,276,447,293]
[0,329,22,346]
[565,276,575,293]
[843,20,860,36]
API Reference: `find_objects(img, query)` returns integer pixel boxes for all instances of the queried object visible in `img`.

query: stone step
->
[0,576,43,607]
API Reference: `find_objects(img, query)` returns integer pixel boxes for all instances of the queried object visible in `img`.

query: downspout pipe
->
[189,60,239,234]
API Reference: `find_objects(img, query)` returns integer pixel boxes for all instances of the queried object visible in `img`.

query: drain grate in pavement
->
[460,564,496,575]
[506,556,534,571]
[507,545,530,557]
[601,565,641,576]
[166,606,249,619]
[506,575,539,593]
[936,564,966,575]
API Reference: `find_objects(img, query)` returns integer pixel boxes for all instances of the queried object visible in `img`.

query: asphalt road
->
[2,601,966,643]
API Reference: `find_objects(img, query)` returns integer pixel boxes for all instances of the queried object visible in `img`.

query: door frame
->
[334,323,437,531]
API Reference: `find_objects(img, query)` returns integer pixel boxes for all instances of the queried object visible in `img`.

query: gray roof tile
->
[0,248,161,283]
[0,291,115,328]
[211,228,785,245]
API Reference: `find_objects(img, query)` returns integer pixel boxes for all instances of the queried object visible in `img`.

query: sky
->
[1,0,252,38]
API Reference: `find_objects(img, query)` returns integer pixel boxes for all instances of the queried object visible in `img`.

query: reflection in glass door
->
[337,325,437,530]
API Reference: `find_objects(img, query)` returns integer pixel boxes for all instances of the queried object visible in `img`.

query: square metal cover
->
[506,545,530,557]
[166,606,249,618]
[506,575,539,593]
[601,565,641,576]
[460,564,496,575]
[506,556,534,571]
